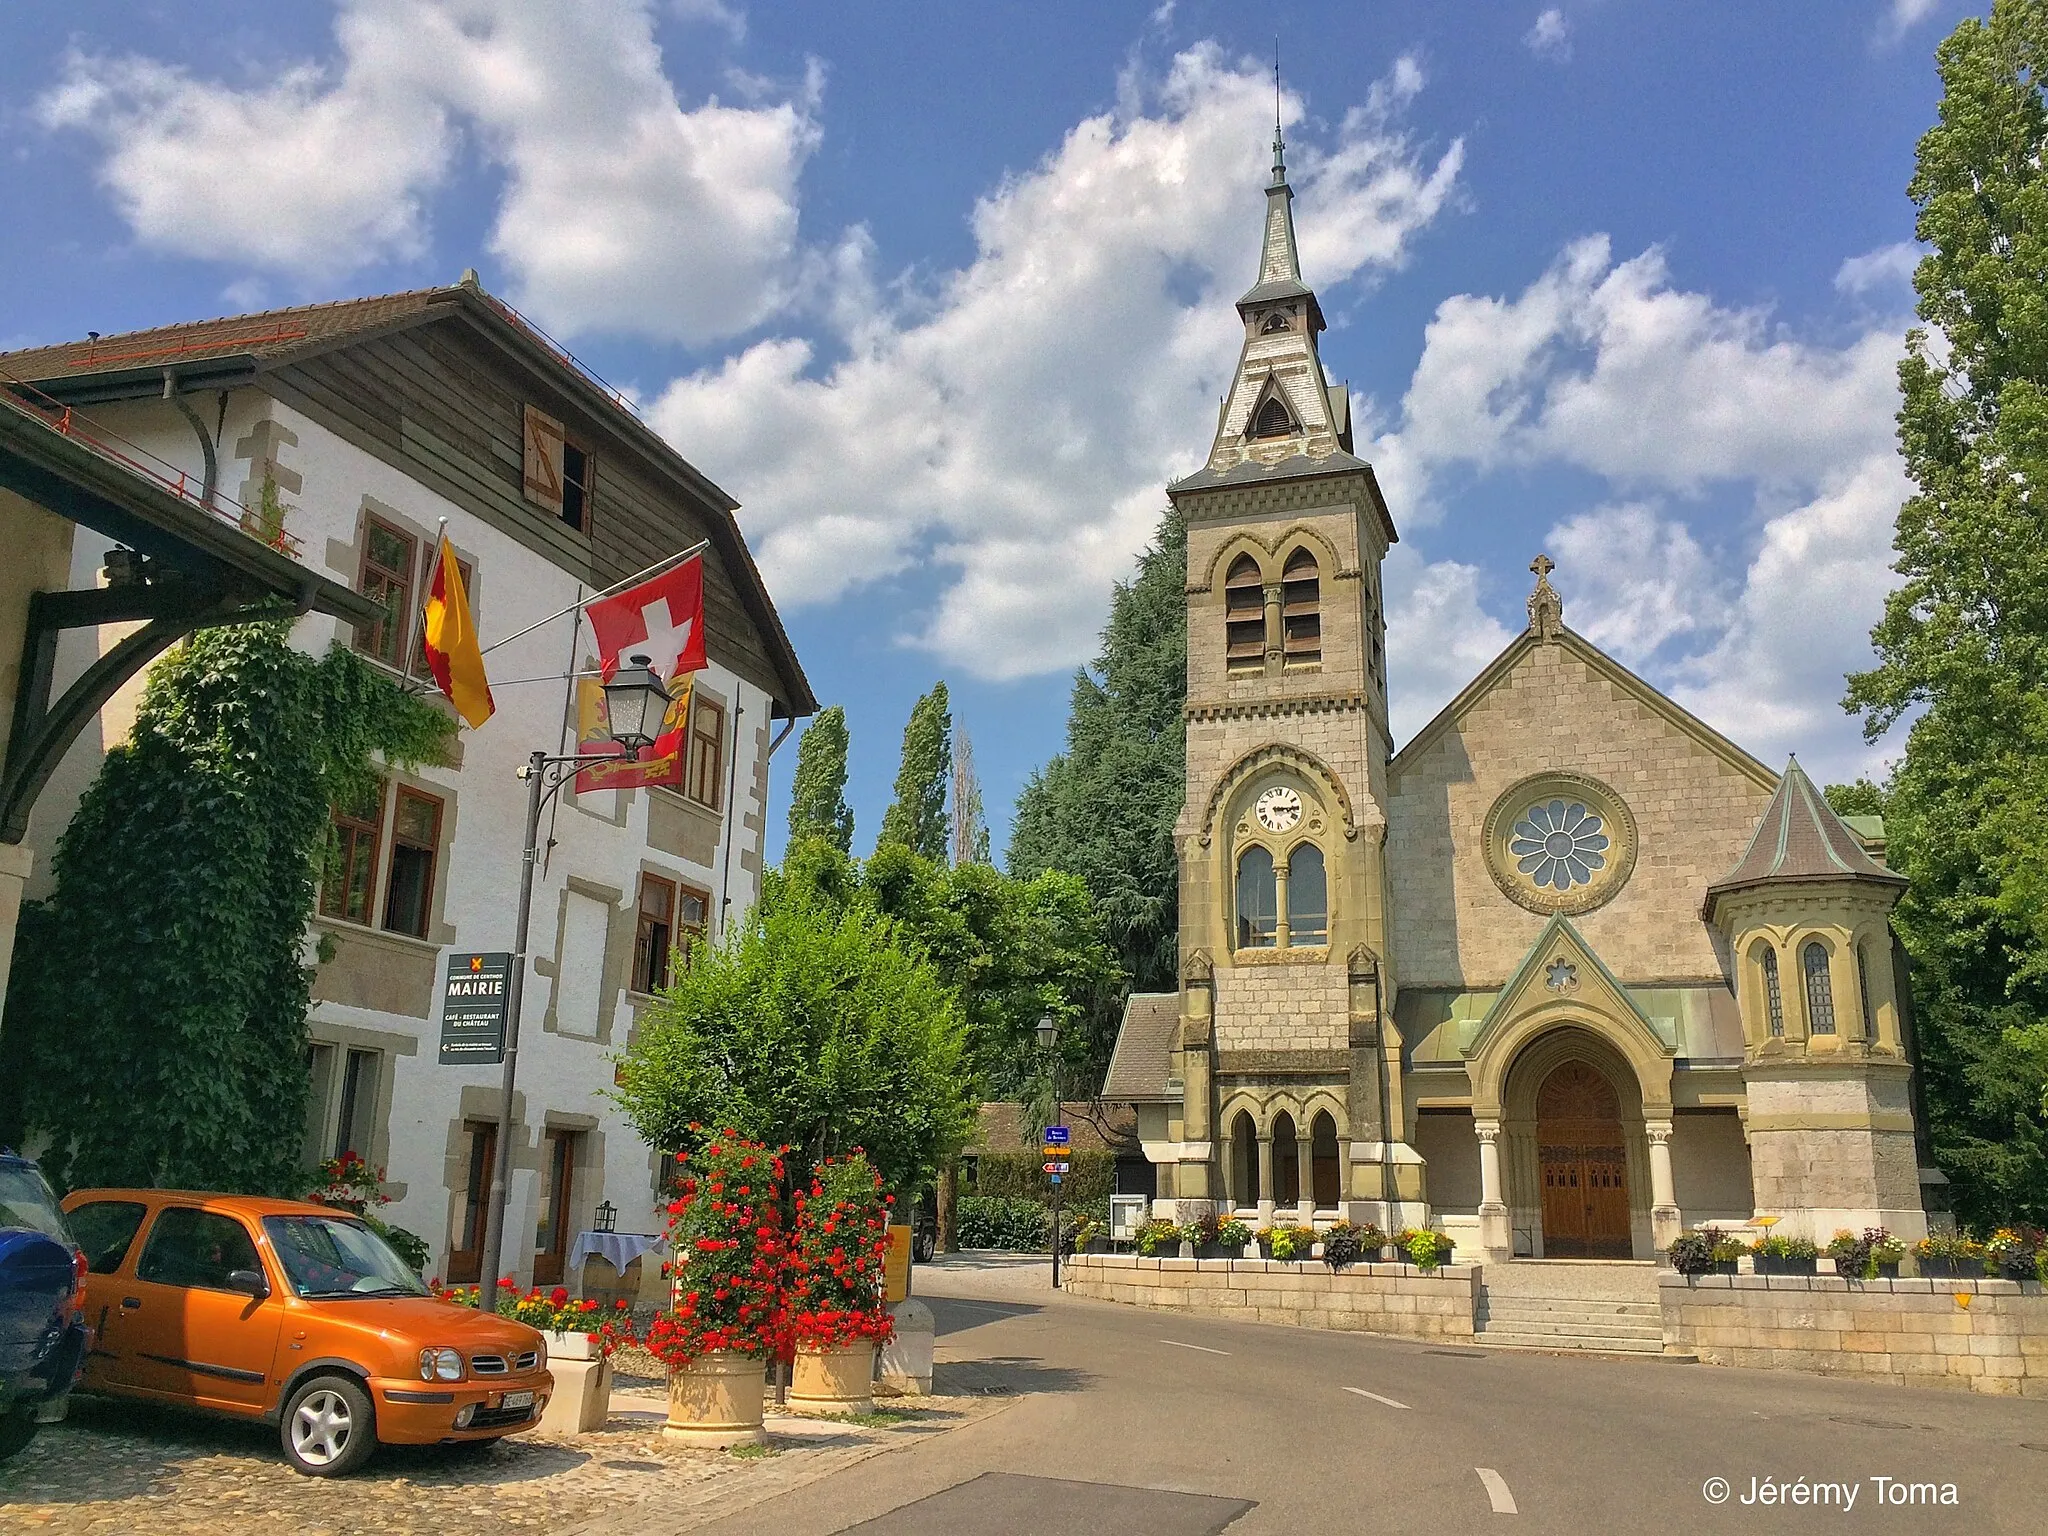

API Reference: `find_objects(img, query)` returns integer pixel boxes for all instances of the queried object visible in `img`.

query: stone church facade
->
[1102,131,1934,1262]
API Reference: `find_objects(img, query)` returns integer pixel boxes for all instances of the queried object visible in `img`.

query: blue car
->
[0,1152,86,1462]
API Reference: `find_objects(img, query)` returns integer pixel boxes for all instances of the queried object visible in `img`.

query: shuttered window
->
[1225,555,1266,672]
[1281,547,1320,666]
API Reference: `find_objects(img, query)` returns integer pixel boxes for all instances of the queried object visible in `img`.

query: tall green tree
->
[612,862,974,1197]
[1010,509,1186,993]
[0,623,450,1193]
[1843,0,2048,1227]
[878,682,952,861]
[787,704,854,852]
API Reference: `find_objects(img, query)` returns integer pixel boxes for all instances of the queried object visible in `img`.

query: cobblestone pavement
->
[0,1358,1009,1536]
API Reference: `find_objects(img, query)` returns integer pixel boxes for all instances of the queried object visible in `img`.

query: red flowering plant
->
[642,1130,787,1367]
[424,1279,637,1356]
[784,1151,895,1354]
[308,1151,388,1214]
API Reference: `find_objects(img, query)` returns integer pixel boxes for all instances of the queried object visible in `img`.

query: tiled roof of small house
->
[1100,992,1180,1104]
[1704,757,1904,920]
[965,1102,1135,1153]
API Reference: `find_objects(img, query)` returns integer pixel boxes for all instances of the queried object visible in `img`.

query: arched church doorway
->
[1535,1060,1631,1259]
[1229,1111,1259,1209]
[1310,1111,1341,1208]
[1272,1111,1300,1207]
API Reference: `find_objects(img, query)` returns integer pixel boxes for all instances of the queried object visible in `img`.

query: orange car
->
[60,1190,553,1476]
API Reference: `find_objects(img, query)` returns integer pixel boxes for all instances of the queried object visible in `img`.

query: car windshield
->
[263,1215,428,1299]
[0,1162,71,1243]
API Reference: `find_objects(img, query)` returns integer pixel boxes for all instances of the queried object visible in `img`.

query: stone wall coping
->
[1659,1271,2046,1297]
[1060,1252,1474,1283]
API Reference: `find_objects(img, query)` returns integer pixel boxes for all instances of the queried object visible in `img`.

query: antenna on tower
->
[1274,38,1282,136]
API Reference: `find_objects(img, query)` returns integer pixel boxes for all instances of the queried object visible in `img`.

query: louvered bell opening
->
[1225,557,1265,671]
[1281,549,1320,665]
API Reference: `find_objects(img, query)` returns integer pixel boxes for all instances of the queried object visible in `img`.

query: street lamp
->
[1039,1012,1062,1291]
[476,655,673,1300]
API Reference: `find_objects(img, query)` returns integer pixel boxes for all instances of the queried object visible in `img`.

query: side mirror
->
[226,1268,270,1299]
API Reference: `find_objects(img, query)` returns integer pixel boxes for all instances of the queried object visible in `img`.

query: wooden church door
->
[1535,1060,1633,1259]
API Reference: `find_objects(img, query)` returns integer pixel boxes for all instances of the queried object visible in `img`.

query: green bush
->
[1134,1218,1181,1257]
[970,1150,1115,1209]
[956,1195,1050,1251]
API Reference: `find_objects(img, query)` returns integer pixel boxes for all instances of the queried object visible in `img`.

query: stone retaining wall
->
[1659,1273,2048,1397]
[1062,1253,1479,1341]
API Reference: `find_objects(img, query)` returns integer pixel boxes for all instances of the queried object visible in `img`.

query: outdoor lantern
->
[601,652,673,754]
[1036,1013,1058,1051]
[593,1200,618,1234]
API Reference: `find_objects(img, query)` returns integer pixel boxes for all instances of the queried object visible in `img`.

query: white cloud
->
[1545,503,1730,665]
[671,0,746,42]
[649,45,1463,679]
[1877,0,1943,45]
[39,0,815,344]
[1525,8,1572,62]
[1384,548,1516,744]
[1381,235,1903,505]
[1835,241,1921,295]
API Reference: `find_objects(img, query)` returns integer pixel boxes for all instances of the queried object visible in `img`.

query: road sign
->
[438,952,512,1064]
[1042,1160,1070,1174]
[1044,1125,1070,1145]
[1049,1174,1062,1185]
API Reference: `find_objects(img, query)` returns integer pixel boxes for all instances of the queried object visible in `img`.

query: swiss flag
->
[585,554,706,682]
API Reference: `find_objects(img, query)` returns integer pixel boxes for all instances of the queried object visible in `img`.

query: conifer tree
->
[1010,510,1186,993]
[878,682,953,862]
[1843,0,2048,1225]
[787,704,855,851]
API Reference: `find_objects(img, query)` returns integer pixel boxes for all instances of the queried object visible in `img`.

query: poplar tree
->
[787,704,854,852]
[878,682,953,862]
[1844,0,2048,1225]
[1010,510,1186,993]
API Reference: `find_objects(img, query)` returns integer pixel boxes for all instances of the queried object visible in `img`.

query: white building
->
[0,280,815,1286]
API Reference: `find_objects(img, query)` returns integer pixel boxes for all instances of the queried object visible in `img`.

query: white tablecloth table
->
[567,1230,663,1277]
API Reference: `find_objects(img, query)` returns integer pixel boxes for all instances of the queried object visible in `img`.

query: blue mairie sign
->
[439,952,512,1064]
[1044,1125,1070,1145]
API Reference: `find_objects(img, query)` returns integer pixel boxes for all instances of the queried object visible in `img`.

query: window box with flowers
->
[785,1153,895,1416]
[642,1132,785,1447]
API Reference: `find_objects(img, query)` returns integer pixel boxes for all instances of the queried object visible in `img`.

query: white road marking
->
[1342,1386,1411,1410]
[1158,1339,1231,1355]
[1476,1467,1518,1515]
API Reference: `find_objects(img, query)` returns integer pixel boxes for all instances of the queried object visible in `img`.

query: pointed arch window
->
[1224,554,1266,672]
[1236,845,1277,949]
[1282,547,1321,665]
[1286,842,1327,945]
[1760,945,1785,1038]
[1803,941,1836,1035]
[1251,390,1295,438]
[1260,311,1291,334]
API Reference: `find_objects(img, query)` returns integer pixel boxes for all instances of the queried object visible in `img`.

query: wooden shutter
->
[523,405,566,515]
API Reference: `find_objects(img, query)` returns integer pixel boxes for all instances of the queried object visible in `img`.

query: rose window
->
[1509,800,1610,890]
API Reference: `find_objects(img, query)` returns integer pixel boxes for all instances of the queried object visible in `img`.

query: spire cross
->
[1530,554,1555,581]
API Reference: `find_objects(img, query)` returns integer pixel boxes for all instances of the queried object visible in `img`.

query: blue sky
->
[0,1,1965,863]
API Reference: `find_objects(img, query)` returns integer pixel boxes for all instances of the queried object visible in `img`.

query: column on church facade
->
[1477,1119,1510,1259]
[1256,1135,1275,1227]
[1647,1119,1680,1252]
[1295,1129,1315,1224]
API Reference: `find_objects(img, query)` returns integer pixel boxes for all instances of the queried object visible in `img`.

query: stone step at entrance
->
[1474,1260,1676,1356]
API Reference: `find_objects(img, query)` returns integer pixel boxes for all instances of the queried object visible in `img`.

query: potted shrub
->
[1216,1219,1253,1258]
[645,1131,785,1447]
[1135,1218,1180,1257]
[1824,1229,1867,1279]
[1912,1231,1984,1279]
[1666,1229,1715,1277]
[786,1152,895,1417]
[1751,1234,1819,1276]
[1321,1221,1381,1270]
[1187,1211,1225,1259]
[1985,1227,2041,1281]
[1710,1234,1746,1275]
[1396,1227,1452,1272]
[1269,1225,1318,1262]
[1072,1217,1112,1255]
[1253,1227,1277,1259]
[1867,1231,1905,1279]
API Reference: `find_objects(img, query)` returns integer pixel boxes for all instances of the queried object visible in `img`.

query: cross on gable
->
[1530,554,1555,581]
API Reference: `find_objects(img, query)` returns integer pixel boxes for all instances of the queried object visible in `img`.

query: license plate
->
[501,1390,534,1410]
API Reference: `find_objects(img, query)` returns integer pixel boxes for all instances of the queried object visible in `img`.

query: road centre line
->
[1476,1467,1518,1515]
[1158,1339,1231,1355]
[1342,1386,1411,1410]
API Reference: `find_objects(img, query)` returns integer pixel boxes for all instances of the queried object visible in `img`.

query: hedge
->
[957,1195,1050,1251]
[969,1149,1115,1208]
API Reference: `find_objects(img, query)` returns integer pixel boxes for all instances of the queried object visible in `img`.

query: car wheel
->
[913,1228,936,1263]
[280,1374,377,1477]
[0,1407,37,1464]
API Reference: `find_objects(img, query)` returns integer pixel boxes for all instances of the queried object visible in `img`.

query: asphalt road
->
[692,1254,2048,1536]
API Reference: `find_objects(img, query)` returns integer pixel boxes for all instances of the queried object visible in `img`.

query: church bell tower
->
[1158,119,1419,1230]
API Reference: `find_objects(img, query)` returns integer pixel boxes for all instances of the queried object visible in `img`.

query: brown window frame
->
[632,872,711,994]
[412,554,477,678]
[356,517,418,669]
[320,781,386,925]
[381,787,444,938]
[560,438,595,533]
[686,696,726,810]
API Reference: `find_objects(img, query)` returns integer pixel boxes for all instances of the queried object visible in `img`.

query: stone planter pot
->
[1916,1256,1974,1279]
[1082,1236,1112,1255]
[1711,1260,1739,1276]
[665,1350,767,1448]
[545,1330,600,1361]
[789,1340,877,1416]
[1754,1255,1818,1277]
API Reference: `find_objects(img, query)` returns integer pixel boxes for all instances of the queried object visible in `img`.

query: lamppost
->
[1037,1012,1062,1291]
[475,654,673,1302]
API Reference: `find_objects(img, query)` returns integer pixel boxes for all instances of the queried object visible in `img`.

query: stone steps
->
[1474,1270,1672,1355]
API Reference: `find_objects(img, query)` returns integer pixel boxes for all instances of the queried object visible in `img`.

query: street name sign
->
[1045,1125,1070,1145]
[1042,1160,1070,1174]
[439,952,512,1064]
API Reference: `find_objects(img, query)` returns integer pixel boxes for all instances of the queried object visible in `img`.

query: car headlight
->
[418,1346,462,1382]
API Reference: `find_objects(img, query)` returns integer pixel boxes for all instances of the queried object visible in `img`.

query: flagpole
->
[479,539,710,656]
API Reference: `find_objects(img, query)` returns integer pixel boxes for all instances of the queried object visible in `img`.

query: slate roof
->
[1168,447,1374,495]
[1101,992,1180,1103]
[1704,757,1905,919]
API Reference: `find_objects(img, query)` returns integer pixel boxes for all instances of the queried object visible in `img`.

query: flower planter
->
[1916,1257,1968,1279]
[544,1330,600,1361]
[664,1350,767,1448]
[1754,1255,1818,1277]
[1082,1237,1112,1255]
[1711,1260,1739,1276]
[789,1340,877,1416]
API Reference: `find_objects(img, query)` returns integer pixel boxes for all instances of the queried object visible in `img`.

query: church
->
[1102,126,1935,1264]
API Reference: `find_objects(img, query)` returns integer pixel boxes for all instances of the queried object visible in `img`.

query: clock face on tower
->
[1254,785,1303,833]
